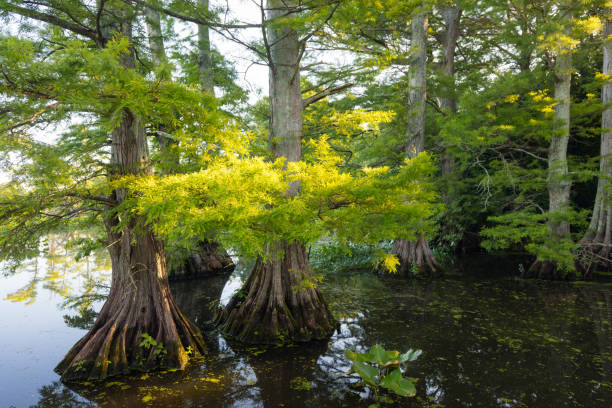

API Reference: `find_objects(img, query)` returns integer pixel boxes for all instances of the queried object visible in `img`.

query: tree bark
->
[198,0,214,93]
[217,242,336,343]
[391,11,440,275]
[438,5,462,251]
[217,0,336,343]
[528,10,573,279]
[144,6,167,67]
[580,18,612,272]
[55,15,205,381]
[439,6,461,115]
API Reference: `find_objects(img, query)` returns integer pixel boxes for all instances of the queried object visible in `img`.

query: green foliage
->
[139,333,167,360]
[125,141,438,262]
[310,240,391,273]
[344,345,421,398]
[481,209,590,272]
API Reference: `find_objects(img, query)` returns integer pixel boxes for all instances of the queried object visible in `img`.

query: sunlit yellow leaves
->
[574,16,602,36]
[538,33,579,54]
[504,95,520,104]
[378,253,400,273]
[125,142,438,260]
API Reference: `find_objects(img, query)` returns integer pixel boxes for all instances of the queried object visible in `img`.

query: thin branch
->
[127,0,261,29]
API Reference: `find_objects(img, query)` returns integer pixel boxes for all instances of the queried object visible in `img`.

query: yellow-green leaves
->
[126,141,437,261]
[378,253,400,273]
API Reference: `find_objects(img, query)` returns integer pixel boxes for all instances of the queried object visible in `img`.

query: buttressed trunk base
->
[55,224,206,381]
[217,241,337,344]
[391,236,440,275]
[524,259,575,280]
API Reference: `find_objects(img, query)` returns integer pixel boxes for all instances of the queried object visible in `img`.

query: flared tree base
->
[523,259,576,280]
[56,290,206,381]
[55,228,207,382]
[388,236,441,276]
[216,241,337,344]
[169,240,235,281]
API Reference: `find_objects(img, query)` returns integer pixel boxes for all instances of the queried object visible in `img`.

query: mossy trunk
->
[579,19,612,273]
[145,8,232,278]
[214,0,335,344]
[217,241,336,344]
[198,0,214,93]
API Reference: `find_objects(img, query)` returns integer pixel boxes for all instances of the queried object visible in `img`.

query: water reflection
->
[1,248,612,407]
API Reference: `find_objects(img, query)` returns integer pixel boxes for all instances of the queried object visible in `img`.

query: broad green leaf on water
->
[368,344,401,366]
[398,349,422,363]
[379,368,417,397]
[349,361,378,386]
[344,349,361,362]
[370,344,391,365]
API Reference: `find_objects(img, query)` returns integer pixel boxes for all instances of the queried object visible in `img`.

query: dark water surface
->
[1,255,611,407]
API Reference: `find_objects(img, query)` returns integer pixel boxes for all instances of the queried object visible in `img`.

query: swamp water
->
[1,254,611,407]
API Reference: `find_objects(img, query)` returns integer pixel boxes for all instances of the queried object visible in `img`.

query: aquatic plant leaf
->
[380,369,417,397]
[370,345,393,365]
[349,361,378,386]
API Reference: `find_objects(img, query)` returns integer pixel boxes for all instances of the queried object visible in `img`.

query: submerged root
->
[217,241,337,344]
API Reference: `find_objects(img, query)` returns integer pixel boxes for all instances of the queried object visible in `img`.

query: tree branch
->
[4,3,98,41]
[303,82,354,107]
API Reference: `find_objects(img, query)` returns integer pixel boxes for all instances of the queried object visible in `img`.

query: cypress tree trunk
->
[527,14,573,279]
[198,0,215,93]
[217,0,336,344]
[391,11,440,275]
[144,7,167,67]
[55,17,205,381]
[439,6,461,116]
[145,5,234,279]
[439,5,460,177]
[580,18,612,272]
[438,6,462,250]
[217,242,336,343]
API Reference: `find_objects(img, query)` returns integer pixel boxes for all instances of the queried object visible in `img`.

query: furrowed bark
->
[217,242,336,343]
[579,18,612,272]
[55,13,206,381]
[217,0,336,344]
[391,10,440,275]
